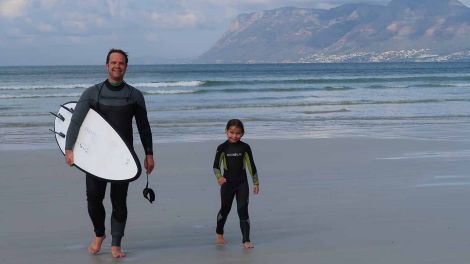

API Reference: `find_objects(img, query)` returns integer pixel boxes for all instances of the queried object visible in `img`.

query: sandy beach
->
[1,137,470,263]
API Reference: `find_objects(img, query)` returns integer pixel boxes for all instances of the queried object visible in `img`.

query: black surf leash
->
[143,172,155,204]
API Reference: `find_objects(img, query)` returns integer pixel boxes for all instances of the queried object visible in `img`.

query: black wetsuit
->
[213,140,259,243]
[65,80,153,246]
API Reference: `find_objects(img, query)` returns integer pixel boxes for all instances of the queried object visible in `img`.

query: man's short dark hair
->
[106,49,128,64]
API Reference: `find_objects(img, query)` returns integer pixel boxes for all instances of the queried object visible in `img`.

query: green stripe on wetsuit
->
[213,152,227,180]
[243,152,259,185]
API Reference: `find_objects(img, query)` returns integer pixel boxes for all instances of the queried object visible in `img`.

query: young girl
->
[213,119,260,249]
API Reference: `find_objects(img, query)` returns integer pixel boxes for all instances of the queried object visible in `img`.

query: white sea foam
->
[416,182,470,188]
[0,84,91,90]
[0,93,82,99]
[433,175,469,179]
[135,81,204,88]
[145,89,197,94]
[451,83,470,87]
[0,81,205,90]
[377,150,470,160]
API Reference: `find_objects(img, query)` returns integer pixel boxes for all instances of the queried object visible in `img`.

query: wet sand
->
[1,137,470,263]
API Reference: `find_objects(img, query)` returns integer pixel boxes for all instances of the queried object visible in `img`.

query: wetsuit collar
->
[105,79,125,91]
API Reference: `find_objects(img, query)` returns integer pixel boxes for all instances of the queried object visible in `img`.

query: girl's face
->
[226,125,243,143]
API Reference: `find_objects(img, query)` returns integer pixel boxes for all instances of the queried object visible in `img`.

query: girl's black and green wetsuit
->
[213,140,259,243]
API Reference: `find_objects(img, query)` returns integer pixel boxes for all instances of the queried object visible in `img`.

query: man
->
[64,49,154,258]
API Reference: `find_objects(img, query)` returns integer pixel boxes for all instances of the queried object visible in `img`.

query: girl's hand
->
[218,177,227,186]
[253,185,259,194]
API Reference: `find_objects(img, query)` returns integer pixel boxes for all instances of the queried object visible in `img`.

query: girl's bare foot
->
[243,241,254,249]
[111,246,126,258]
[88,235,106,254]
[216,234,225,245]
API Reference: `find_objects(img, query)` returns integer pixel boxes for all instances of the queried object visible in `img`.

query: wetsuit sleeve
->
[213,145,226,180]
[243,144,259,185]
[65,87,94,150]
[134,90,153,155]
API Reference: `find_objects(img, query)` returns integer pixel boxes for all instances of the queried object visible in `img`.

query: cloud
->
[0,0,28,18]
[200,0,354,10]
[38,0,60,8]
[61,20,88,33]
[36,22,55,33]
[145,33,159,43]
[149,10,201,28]
[106,0,122,16]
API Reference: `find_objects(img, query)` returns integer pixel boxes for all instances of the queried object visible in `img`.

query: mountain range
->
[197,0,470,63]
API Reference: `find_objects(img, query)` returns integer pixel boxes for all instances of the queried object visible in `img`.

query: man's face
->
[106,52,127,82]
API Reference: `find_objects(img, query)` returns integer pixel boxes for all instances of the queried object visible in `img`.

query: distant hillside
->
[197,0,470,63]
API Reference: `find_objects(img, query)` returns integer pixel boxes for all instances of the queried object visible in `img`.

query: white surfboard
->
[52,101,141,182]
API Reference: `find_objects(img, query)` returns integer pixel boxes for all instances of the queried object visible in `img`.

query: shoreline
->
[3,132,470,151]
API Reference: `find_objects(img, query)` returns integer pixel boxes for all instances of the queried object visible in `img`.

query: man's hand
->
[65,150,74,166]
[253,185,259,194]
[144,154,154,174]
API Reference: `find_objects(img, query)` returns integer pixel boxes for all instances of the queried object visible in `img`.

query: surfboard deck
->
[52,101,141,182]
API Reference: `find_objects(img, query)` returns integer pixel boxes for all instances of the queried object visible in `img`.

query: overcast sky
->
[1,0,469,66]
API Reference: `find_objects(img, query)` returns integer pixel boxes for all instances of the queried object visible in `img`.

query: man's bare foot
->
[216,234,225,245]
[88,235,106,254]
[111,246,126,258]
[243,241,254,249]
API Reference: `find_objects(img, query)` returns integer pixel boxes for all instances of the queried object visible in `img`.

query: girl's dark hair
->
[225,119,244,133]
[106,49,128,64]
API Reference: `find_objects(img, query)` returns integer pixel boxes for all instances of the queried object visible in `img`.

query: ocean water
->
[1,63,469,149]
